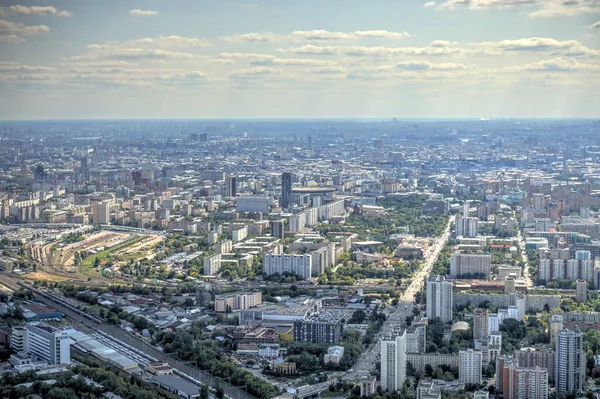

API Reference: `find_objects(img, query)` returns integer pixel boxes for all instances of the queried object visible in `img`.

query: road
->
[517,226,533,288]
[29,290,256,399]
[347,215,455,380]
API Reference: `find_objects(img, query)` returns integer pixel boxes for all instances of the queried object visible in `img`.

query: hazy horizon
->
[1,0,599,119]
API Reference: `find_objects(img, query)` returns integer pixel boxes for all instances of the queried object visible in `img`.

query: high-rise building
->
[550,314,564,346]
[281,172,292,208]
[225,175,237,198]
[555,329,584,394]
[459,349,482,385]
[236,196,270,213]
[455,217,478,238]
[381,331,407,392]
[473,308,488,340]
[92,200,110,225]
[270,219,285,239]
[516,348,554,382]
[426,275,453,323]
[10,326,28,353]
[576,280,587,303]
[496,355,549,399]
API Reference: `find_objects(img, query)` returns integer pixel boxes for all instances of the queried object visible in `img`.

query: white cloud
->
[472,37,583,52]
[517,57,600,71]
[0,19,49,35]
[88,36,211,50]
[277,44,466,57]
[0,5,72,18]
[230,66,276,76]
[0,34,25,44]
[589,21,600,29]
[394,60,475,70]
[423,1,437,8]
[433,0,600,17]
[66,49,197,63]
[220,30,411,42]
[129,9,159,17]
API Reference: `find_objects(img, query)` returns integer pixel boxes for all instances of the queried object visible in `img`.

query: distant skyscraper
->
[225,175,237,197]
[555,329,584,394]
[381,331,407,392]
[473,308,488,340]
[426,275,453,323]
[281,172,292,208]
[80,157,89,180]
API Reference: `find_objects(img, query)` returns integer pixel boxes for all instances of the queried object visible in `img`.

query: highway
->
[348,215,455,379]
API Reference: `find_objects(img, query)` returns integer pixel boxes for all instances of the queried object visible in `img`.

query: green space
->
[79,235,146,268]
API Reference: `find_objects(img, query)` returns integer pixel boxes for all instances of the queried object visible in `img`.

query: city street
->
[348,215,455,380]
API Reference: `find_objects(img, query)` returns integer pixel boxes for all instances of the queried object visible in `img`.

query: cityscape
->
[1,1,600,399]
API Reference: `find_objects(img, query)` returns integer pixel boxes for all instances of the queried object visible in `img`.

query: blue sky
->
[0,0,599,119]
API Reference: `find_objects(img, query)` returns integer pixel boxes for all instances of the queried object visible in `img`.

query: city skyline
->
[1,0,599,119]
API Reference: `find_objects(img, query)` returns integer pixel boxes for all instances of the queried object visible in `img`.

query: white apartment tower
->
[555,329,584,395]
[426,275,453,323]
[381,331,407,392]
[459,349,483,385]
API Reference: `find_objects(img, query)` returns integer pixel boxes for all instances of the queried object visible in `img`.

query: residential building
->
[496,355,549,399]
[236,196,269,213]
[293,312,342,343]
[203,254,221,275]
[381,331,407,392]
[359,375,376,397]
[459,349,482,385]
[264,253,312,280]
[456,216,478,238]
[270,219,285,239]
[516,348,554,381]
[576,280,587,303]
[214,292,262,312]
[555,329,584,394]
[92,200,110,225]
[450,252,492,277]
[426,275,453,323]
[473,308,488,340]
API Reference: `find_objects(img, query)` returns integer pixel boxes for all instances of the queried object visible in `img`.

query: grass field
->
[80,235,146,268]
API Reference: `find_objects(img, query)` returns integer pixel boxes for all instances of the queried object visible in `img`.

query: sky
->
[0,0,599,119]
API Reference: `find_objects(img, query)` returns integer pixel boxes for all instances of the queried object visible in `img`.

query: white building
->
[456,217,478,238]
[381,331,407,392]
[92,200,110,225]
[263,253,312,280]
[236,196,270,213]
[203,254,221,275]
[14,323,71,365]
[459,349,482,385]
[324,345,345,364]
[319,199,345,221]
[289,212,306,233]
[426,275,453,323]
[232,226,248,243]
[555,329,584,394]
[10,326,28,353]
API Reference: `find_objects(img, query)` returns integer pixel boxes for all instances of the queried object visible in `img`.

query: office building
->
[555,329,584,394]
[459,349,482,385]
[381,331,407,392]
[264,253,312,280]
[576,280,587,303]
[456,216,478,238]
[450,252,491,277]
[473,308,488,340]
[270,219,285,239]
[225,175,237,198]
[281,172,292,208]
[17,323,71,365]
[426,275,453,323]
[10,326,28,353]
[416,379,441,399]
[293,312,342,343]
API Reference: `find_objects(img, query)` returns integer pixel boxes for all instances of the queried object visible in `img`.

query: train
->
[19,282,104,324]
